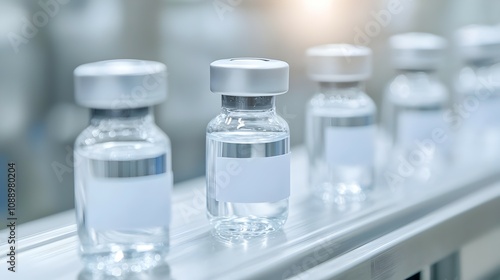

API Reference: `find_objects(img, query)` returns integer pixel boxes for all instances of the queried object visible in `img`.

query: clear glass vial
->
[382,33,449,184]
[305,45,376,204]
[74,60,173,273]
[206,58,291,241]
[454,25,500,164]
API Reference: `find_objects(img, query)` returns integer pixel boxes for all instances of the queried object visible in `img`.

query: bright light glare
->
[301,0,334,13]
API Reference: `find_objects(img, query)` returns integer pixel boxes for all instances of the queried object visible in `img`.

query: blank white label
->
[215,153,291,203]
[87,173,172,230]
[325,125,375,166]
[398,110,444,147]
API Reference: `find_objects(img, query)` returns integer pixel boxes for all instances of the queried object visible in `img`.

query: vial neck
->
[397,69,437,75]
[90,107,154,125]
[318,82,364,98]
[466,60,498,75]
[467,59,498,69]
[221,95,276,111]
[397,69,439,81]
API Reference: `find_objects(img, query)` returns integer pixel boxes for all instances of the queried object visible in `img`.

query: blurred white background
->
[0,0,499,226]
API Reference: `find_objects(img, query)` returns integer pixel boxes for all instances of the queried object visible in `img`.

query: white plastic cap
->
[210,58,289,96]
[306,44,372,82]
[455,25,500,63]
[74,59,167,109]
[389,32,447,70]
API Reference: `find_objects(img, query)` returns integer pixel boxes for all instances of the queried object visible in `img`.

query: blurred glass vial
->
[382,33,450,184]
[74,59,172,273]
[305,44,376,204]
[454,25,500,164]
[206,58,291,241]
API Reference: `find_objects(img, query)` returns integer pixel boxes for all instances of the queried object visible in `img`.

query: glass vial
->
[382,33,449,184]
[74,60,172,273]
[455,25,500,164]
[305,45,376,204]
[206,58,291,241]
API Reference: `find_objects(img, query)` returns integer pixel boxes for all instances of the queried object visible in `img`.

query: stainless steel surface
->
[292,182,500,280]
[1,147,500,280]
[431,252,461,280]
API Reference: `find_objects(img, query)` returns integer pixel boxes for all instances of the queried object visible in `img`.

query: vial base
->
[310,166,373,204]
[208,205,288,242]
[80,241,169,276]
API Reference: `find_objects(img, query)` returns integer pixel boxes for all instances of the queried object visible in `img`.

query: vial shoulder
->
[207,111,289,135]
[455,66,500,96]
[307,92,376,118]
[386,74,448,107]
[75,123,170,153]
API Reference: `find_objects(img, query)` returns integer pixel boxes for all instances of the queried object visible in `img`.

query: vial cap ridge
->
[306,44,372,82]
[74,59,167,109]
[455,24,500,62]
[389,32,447,70]
[210,58,289,96]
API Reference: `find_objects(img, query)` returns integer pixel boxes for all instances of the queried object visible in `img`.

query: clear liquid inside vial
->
[390,104,446,152]
[458,94,500,163]
[307,105,375,204]
[206,131,289,242]
[75,141,171,273]
[386,104,448,182]
[382,72,449,184]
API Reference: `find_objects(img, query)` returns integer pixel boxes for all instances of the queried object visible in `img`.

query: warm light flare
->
[301,0,334,14]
